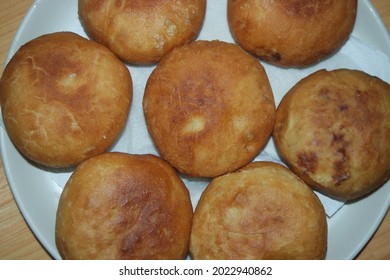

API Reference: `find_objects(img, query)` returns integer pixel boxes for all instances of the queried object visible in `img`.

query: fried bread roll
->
[55,152,193,259]
[79,0,206,64]
[143,40,275,177]
[190,161,327,259]
[0,32,132,168]
[228,0,357,67]
[274,69,390,200]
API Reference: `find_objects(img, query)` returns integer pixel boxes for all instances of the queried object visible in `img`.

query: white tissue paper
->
[2,1,390,218]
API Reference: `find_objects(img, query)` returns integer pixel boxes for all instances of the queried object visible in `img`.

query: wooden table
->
[0,0,389,260]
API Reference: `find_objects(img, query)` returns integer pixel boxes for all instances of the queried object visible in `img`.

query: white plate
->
[1,0,389,260]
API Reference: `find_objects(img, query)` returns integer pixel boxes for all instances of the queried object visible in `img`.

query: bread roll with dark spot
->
[274,69,390,200]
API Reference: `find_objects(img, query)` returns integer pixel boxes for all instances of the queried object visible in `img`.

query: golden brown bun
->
[79,0,206,64]
[0,32,132,168]
[143,40,275,178]
[190,161,327,259]
[274,69,390,200]
[228,0,357,67]
[55,152,193,259]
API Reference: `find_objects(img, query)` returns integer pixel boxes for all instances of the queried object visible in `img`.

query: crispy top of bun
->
[0,32,132,168]
[55,152,193,259]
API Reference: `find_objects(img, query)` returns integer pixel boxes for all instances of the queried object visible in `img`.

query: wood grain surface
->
[0,0,389,260]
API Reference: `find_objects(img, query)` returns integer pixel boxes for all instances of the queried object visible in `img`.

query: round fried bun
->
[55,152,193,259]
[190,161,327,259]
[228,0,357,67]
[79,0,206,64]
[0,32,132,168]
[273,69,390,200]
[143,40,275,178]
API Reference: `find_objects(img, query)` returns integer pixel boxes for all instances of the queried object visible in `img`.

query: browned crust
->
[228,0,357,67]
[79,0,206,64]
[190,161,327,259]
[143,40,275,178]
[55,152,193,259]
[0,32,132,168]
[273,69,390,200]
